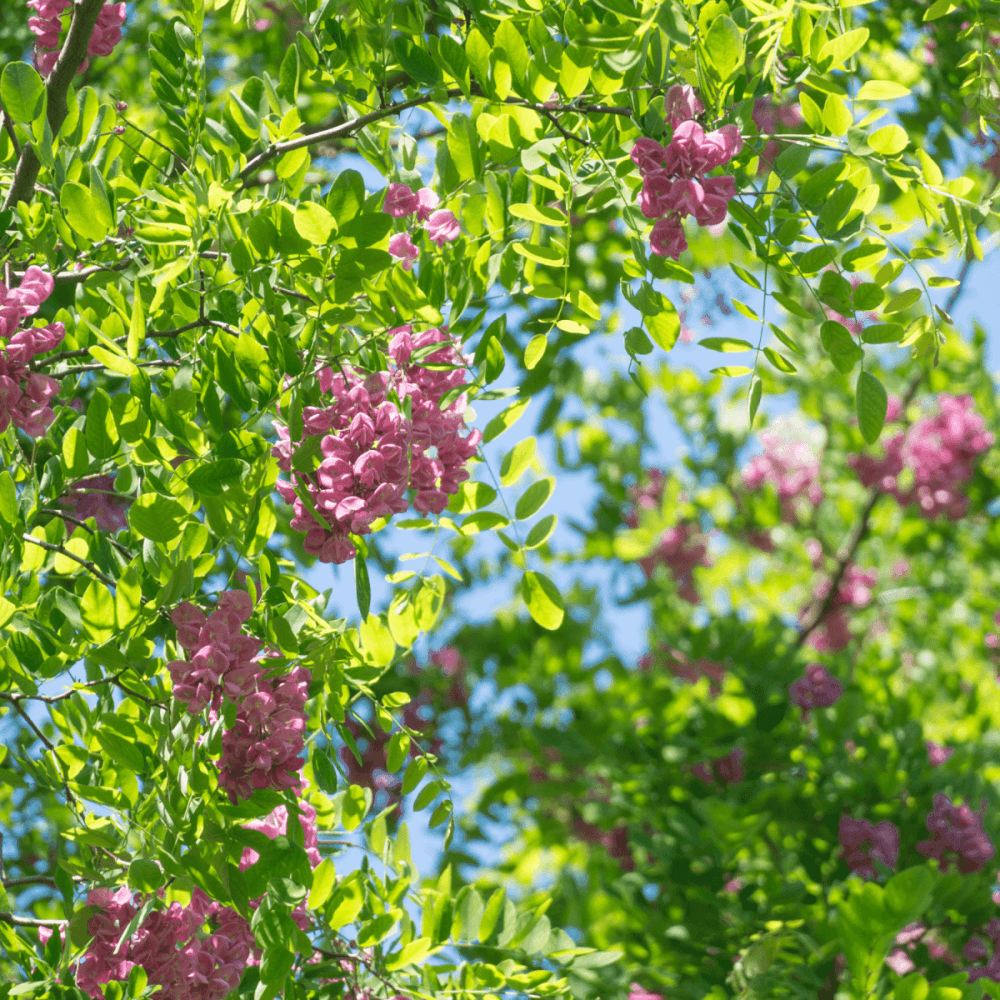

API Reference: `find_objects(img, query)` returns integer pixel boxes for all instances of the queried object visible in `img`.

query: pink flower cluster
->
[741,427,823,521]
[75,796,322,1000]
[638,645,725,696]
[752,98,804,172]
[789,663,843,719]
[0,266,63,438]
[27,0,126,77]
[59,475,132,533]
[383,184,460,269]
[75,885,255,1000]
[839,816,899,879]
[927,741,955,768]
[850,393,994,520]
[630,85,743,260]
[168,593,311,804]
[916,793,996,874]
[693,748,745,785]
[571,818,635,872]
[274,326,481,564]
[964,920,1000,984]
[803,564,877,653]
[625,470,710,601]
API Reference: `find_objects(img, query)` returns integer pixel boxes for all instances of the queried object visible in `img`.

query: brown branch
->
[2,875,57,888]
[3,0,107,210]
[39,509,133,557]
[0,99,22,160]
[48,358,181,379]
[0,913,68,928]
[795,372,925,648]
[21,533,117,588]
[540,108,594,147]
[238,89,631,183]
[13,259,134,286]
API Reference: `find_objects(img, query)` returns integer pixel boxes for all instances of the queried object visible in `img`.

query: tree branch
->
[3,0,107,210]
[0,913,68,928]
[238,90,631,183]
[13,259,134,286]
[21,533,118,588]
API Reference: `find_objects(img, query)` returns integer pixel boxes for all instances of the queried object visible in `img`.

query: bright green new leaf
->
[521,571,564,630]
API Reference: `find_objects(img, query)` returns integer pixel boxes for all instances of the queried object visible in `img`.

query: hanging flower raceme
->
[383,184,460,268]
[741,419,823,521]
[850,393,994,520]
[629,85,743,260]
[839,816,899,879]
[0,266,64,438]
[167,592,311,803]
[27,0,126,77]
[916,793,996,874]
[789,663,842,718]
[800,563,877,653]
[693,748,745,785]
[274,327,481,564]
[59,475,132,533]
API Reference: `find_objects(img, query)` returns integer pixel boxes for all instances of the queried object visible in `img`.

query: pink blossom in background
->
[789,663,842,718]
[664,83,705,127]
[885,950,916,976]
[572,818,635,871]
[273,327,480,563]
[801,564,877,653]
[741,421,823,521]
[965,937,990,962]
[382,183,420,218]
[640,646,725,696]
[713,748,745,784]
[628,984,664,1000]
[415,187,441,221]
[804,538,824,567]
[839,816,899,879]
[916,793,996,874]
[388,231,419,269]
[850,393,993,520]
[60,475,132,533]
[425,208,460,246]
[926,742,955,767]
[751,98,804,171]
[253,17,272,29]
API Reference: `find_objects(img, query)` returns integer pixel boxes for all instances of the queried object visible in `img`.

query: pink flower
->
[628,985,663,1000]
[425,208,460,246]
[839,816,899,879]
[639,170,676,219]
[916,793,995,874]
[789,664,843,718]
[60,475,132,533]
[382,183,419,218]
[886,950,916,976]
[415,187,440,222]
[664,84,704,127]
[630,138,667,176]
[926,741,954,767]
[742,421,823,520]
[388,232,419,270]
[649,216,687,259]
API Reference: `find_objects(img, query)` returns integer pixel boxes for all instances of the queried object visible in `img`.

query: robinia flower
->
[839,816,899,878]
[789,663,843,718]
[425,208,460,246]
[389,232,419,270]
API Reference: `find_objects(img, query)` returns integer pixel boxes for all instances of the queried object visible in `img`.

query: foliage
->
[0,0,998,1000]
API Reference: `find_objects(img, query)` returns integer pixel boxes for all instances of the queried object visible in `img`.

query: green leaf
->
[1,62,45,123]
[61,181,112,241]
[748,375,762,426]
[447,112,481,181]
[823,94,853,135]
[354,548,371,620]
[895,974,929,1000]
[710,365,753,376]
[525,514,557,549]
[483,398,530,444]
[509,203,567,227]
[327,878,364,928]
[312,750,338,794]
[186,459,246,497]
[447,481,497,513]
[923,0,957,19]
[699,337,754,353]
[857,80,911,100]
[0,471,17,528]
[96,726,144,773]
[479,887,506,942]
[401,755,428,795]
[513,242,564,266]
[819,27,869,68]
[521,571,564,630]
[525,334,547,370]
[386,732,410,773]
[515,478,554,520]
[861,322,904,343]
[308,859,336,910]
[294,202,336,245]
[341,784,370,831]
[856,370,888,444]
[500,437,536,486]
[703,15,744,80]
[128,859,164,893]
[764,347,796,373]
[129,494,187,543]
[868,124,908,156]
[394,37,441,85]
[820,321,865,373]
[883,287,922,313]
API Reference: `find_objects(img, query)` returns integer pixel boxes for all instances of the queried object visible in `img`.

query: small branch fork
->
[795,372,925,648]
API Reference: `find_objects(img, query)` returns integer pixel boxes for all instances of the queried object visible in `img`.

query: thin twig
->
[39,509,132,557]
[540,108,593,147]
[0,913,68,928]
[0,99,22,159]
[12,259,134,286]
[21,533,117,588]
